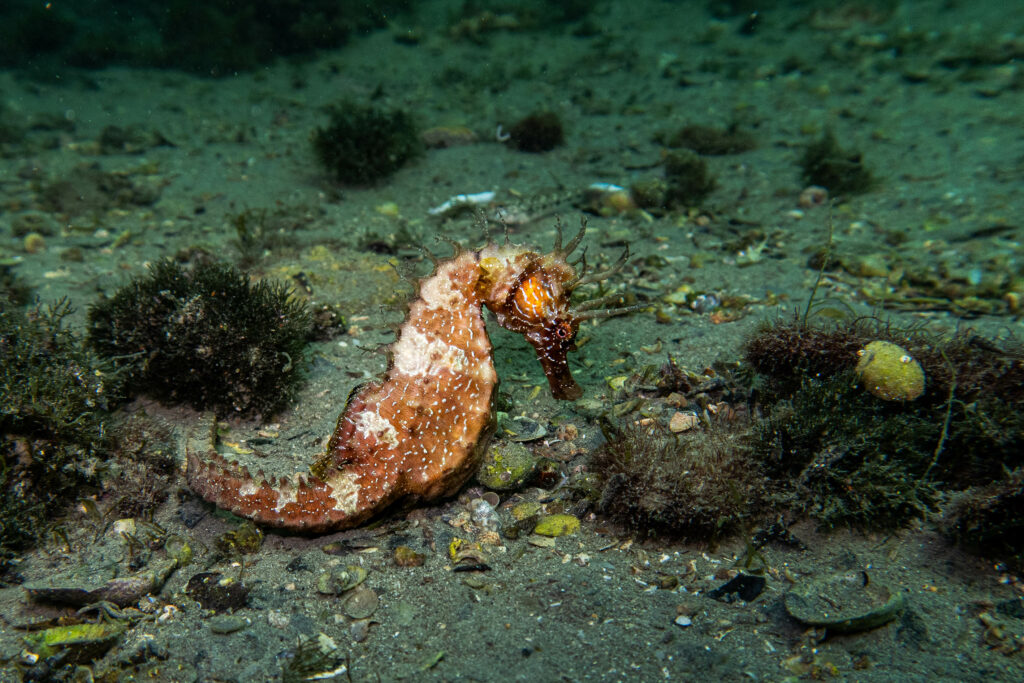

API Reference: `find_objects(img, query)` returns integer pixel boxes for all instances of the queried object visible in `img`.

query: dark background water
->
[2,1,809,76]
[0,0,413,75]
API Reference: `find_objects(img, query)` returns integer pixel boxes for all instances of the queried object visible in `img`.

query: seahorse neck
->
[385,251,491,379]
[319,250,498,501]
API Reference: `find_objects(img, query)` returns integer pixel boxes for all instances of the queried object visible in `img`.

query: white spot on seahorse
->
[324,470,361,514]
[392,327,468,376]
[272,482,300,512]
[354,409,399,447]
[419,264,469,308]
[237,479,262,498]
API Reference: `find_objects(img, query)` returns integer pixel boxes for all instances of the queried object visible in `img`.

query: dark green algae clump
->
[312,101,422,185]
[87,258,312,418]
[0,299,123,566]
[587,313,1024,571]
[743,315,1024,563]
[590,418,764,545]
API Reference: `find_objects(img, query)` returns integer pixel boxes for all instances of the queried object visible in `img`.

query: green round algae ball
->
[854,341,925,401]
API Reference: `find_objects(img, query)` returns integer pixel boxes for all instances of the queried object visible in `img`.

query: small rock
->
[854,340,925,402]
[215,521,264,555]
[505,416,547,442]
[267,610,290,629]
[178,498,208,528]
[184,572,250,612]
[527,534,557,548]
[392,601,416,627]
[316,565,368,595]
[477,441,539,491]
[22,232,46,254]
[657,573,680,590]
[350,618,372,642]
[533,514,580,537]
[343,585,379,619]
[848,254,889,278]
[469,497,501,530]
[320,541,347,556]
[209,615,249,634]
[707,573,766,603]
[510,501,542,521]
[669,411,699,432]
[394,546,425,567]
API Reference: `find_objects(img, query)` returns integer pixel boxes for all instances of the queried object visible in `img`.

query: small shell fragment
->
[316,565,368,595]
[504,416,547,442]
[784,571,904,633]
[669,411,700,432]
[427,191,496,217]
[342,585,379,619]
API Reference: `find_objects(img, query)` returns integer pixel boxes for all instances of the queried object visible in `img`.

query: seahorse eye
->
[554,320,573,339]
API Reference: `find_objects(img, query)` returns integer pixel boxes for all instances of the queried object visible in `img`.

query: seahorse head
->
[477,218,634,401]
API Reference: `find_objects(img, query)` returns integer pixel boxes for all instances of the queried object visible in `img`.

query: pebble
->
[527,535,557,548]
[316,565,368,595]
[505,416,547,442]
[267,610,290,629]
[23,232,46,254]
[470,497,501,530]
[343,586,379,620]
[350,619,372,642]
[477,441,539,491]
[209,615,249,634]
[854,340,925,402]
[392,601,416,627]
[394,546,425,567]
[533,514,581,537]
[669,411,699,432]
[511,501,542,521]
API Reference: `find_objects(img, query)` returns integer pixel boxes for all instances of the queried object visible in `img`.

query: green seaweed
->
[663,149,716,206]
[946,471,1024,573]
[0,0,410,74]
[1,299,122,560]
[507,111,564,152]
[660,123,757,155]
[87,259,311,417]
[0,260,32,306]
[745,315,1024,529]
[755,373,940,529]
[590,420,763,544]
[312,101,422,185]
[800,129,874,195]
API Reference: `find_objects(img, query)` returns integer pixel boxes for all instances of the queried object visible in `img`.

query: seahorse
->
[186,219,635,532]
